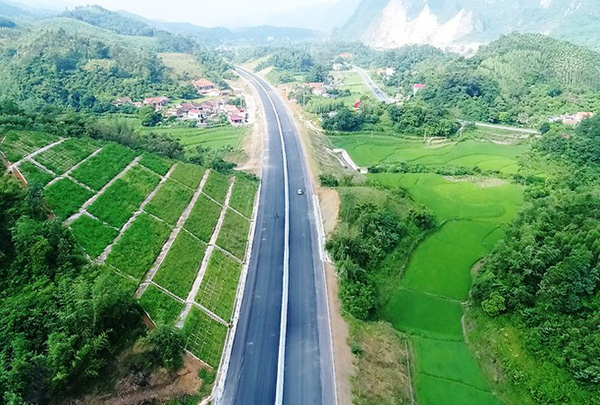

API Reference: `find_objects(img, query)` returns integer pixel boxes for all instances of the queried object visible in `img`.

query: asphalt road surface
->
[220,67,335,405]
[355,66,393,104]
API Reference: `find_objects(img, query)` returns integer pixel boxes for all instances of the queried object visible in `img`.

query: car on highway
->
[297,188,304,195]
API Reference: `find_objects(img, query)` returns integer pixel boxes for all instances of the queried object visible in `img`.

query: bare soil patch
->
[319,188,340,235]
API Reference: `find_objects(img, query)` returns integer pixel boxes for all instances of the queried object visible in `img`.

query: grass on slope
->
[215,209,249,260]
[71,143,137,191]
[171,162,205,190]
[70,215,118,258]
[35,137,98,174]
[184,194,222,242]
[153,230,206,299]
[182,307,227,368]
[44,178,94,219]
[203,170,229,204]
[106,213,172,279]
[18,161,53,186]
[139,152,172,176]
[229,175,258,217]
[0,130,58,162]
[195,249,242,322]
[87,165,160,228]
[144,179,194,225]
[139,284,185,328]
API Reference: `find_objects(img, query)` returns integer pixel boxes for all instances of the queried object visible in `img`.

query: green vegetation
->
[145,179,194,225]
[139,285,185,327]
[17,161,53,186]
[173,126,246,150]
[203,170,229,203]
[71,143,137,191]
[196,249,242,321]
[44,178,94,219]
[184,194,222,242]
[0,174,146,403]
[216,209,250,259]
[139,152,173,175]
[35,138,98,174]
[171,162,205,189]
[0,130,58,162]
[106,213,172,279]
[87,165,160,228]
[182,308,227,368]
[229,175,258,217]
[153,230,206,299]
[69,215,118,258]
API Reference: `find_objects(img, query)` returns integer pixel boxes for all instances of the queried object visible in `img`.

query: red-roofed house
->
[192,79,215,94]
[338,53,353,59]
[143,96,170,109]
[229,113,244,125]
[412,83,426,95]
[306,82,324,96]
[112,97,132,107]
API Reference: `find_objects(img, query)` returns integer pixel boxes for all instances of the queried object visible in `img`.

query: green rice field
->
[331,135,525,174]
[371,172,523,405]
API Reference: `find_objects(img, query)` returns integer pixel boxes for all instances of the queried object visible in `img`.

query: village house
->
[549,112,594,125]
[412,83,426,95]
[192,78,215,94]
[228,113,244,125]
[143,96,170,110]
[306,82,325,96]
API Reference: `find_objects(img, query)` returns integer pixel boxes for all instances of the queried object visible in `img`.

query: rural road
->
[355,66,393,104]
[220,67,335,404]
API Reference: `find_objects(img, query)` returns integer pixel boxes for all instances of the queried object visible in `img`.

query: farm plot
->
[139,153,172,176]
[144,179,194,225]
[44,178,94,219]
[195,249,242,322]
[175,126,246,150]
[202,170,229,204]
[106,213,172,279]
[170,162,205,189]
[376,172,523,405]
[0,130,58,162]
[70,215,118,259]
[229,175,258,218]
[216,209,250,260]
[34,138,98,174]
[139,284,185,327]
[184,194,222,242]
[71,143,137,191]
[87,165,160,228]
[18,161,53,186]
[182,307,228,368]
[153,230,206,300]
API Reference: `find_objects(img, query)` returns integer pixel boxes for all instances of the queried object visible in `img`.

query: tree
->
[139,106,162,127]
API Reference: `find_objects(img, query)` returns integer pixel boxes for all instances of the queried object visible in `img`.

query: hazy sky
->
[16,0,338,27]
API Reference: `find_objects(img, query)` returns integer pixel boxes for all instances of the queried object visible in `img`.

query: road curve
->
[355,66,393,104]
[220,67,335,405]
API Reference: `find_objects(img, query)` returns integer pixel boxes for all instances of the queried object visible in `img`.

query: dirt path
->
[177,177,236,327]
[135,169,210,298]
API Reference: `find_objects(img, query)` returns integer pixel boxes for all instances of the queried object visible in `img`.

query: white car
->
[297,188,304,195]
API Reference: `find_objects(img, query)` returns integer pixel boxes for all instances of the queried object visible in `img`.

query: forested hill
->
[62,5,156,37]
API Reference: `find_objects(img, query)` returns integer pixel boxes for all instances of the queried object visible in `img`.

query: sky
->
[15,0,338,27]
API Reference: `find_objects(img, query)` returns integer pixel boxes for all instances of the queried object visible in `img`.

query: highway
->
[355,66,393,104]
[220,67,335,405]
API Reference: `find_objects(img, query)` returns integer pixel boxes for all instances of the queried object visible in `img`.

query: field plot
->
[331,71,370,106]
[216,209,250,259]
[202,170,229,204]
[175,126,246,150]
[229,175,258,217]
[106,213,172,279]
[71,143,137,190]
[144,179,194,225]
[195,249,242,322]
[331,135,525,174]
[0,130,58,162]
[182,307,228,368]
[70,215,118,258]
[170,162,205,189]
[415,375,502,405]
[88,165,160,228]
[35,138,98,174]
[18,161,53,186]
[184,194,222,242]
[44,178,93,219]
[139,153,172,176]
[153,230,206,299]
[139,284,185,327]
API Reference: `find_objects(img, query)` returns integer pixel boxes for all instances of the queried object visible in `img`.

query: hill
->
[335,0,600,50]
[62,5,157,37]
